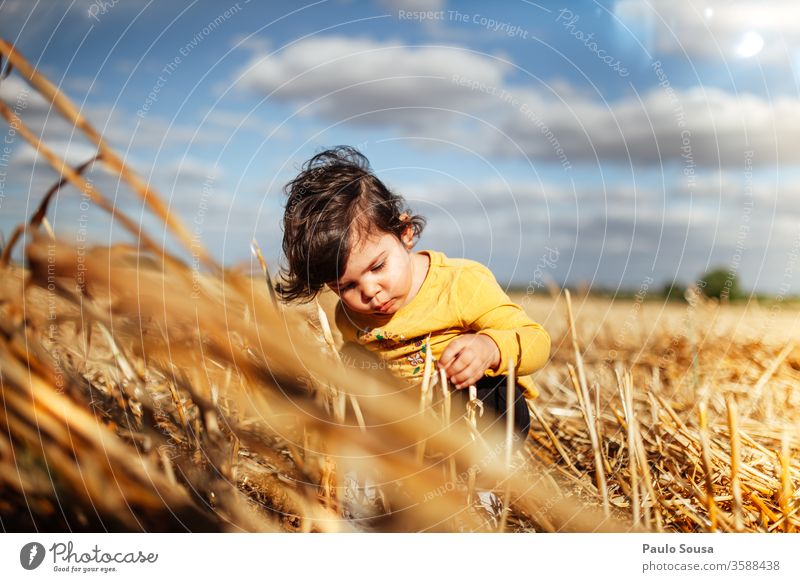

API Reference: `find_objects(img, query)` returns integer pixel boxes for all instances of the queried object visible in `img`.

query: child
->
[277,146,551,443]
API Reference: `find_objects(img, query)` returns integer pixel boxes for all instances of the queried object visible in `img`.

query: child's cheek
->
[343,291,366,311]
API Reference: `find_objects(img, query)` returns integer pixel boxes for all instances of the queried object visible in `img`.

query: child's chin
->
[375,298,400,315]
[371,308,394,316]
[350,306,385,316]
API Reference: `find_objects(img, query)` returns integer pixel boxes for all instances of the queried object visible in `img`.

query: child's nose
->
[361,279,381,302]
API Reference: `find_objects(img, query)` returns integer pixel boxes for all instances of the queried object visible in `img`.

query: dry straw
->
[565,289,609,516]
[0,39,208,265]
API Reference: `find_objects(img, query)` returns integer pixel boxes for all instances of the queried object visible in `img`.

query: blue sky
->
[1,0,799,295]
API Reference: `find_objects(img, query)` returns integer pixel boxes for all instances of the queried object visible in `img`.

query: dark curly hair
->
[276,146,426,303]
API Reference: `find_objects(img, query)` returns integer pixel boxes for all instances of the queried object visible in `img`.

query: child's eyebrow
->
[335,251,387,287]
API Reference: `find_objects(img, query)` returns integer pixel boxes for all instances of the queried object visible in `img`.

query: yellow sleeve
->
[456,262,551,377]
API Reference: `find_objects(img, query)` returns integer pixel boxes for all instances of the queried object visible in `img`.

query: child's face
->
[328,228,415,315]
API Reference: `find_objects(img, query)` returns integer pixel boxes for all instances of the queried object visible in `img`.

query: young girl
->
[277,146,551,443]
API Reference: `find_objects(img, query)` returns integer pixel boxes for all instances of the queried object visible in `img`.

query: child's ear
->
[401,225,414,249]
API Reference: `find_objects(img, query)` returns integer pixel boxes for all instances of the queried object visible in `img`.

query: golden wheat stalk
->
[498,357,515,532]
[314,299,364,430]
[250,239,279,310]
[749,341,796,417]
[565,289,609,516]
[616,364,640,527]
[725,393,744,531]
[440,359,457,484]
[0,102,163,258]
[698,400,718,531]
[415,336,434,465]
[465,383,480,505]
[778,431,794,533]
[0,39,210,265]
[528,401,581,476]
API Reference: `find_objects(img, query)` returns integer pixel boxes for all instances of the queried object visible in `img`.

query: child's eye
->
[371,262,385,272]
[340,283,354,292]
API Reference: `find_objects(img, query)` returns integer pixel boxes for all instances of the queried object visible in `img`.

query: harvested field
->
[516,292,800,532]
[3,245,798,532]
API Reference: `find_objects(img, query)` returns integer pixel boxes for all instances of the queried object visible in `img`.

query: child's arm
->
[444,261,551,383]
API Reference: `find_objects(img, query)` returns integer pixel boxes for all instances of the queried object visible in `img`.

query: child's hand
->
[438,333,501,389]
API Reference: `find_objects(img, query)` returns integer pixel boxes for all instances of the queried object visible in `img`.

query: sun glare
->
[736,31,764,58]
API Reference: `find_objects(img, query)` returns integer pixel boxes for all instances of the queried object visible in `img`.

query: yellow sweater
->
[334,250,551,399]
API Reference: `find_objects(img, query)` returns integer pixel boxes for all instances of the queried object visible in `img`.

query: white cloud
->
[12,140,99,167]
[235,35,509,128]
[0,76,52,112]
[378,0,446,12]
[485,85,800,167]
[233,35,800,167]
[229,33,270,54]
[614,0,800,63]
[393,173,800,292]
[62,76,101,94]
[158,157,224,182]
[201,108,289,138]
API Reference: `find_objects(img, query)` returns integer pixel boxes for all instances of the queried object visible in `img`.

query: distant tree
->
[662,280,686,302]
[697,267,741,301]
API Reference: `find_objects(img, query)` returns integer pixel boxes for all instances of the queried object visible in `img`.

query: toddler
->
[277,146,550,442]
